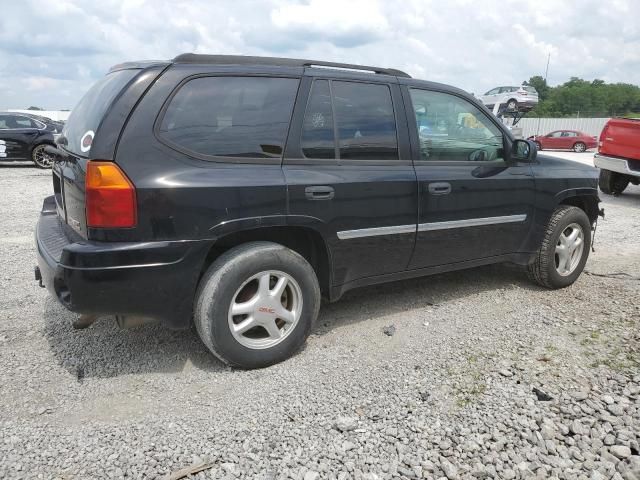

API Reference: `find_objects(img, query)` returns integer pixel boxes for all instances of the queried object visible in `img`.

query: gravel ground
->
[0,161,638,480]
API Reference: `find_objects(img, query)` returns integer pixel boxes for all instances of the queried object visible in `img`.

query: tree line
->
[523,76,640,118]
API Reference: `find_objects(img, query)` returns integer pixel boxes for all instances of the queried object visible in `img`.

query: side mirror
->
[511,139,537,162]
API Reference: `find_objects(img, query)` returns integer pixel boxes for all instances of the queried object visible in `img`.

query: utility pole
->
[535,51,551,137]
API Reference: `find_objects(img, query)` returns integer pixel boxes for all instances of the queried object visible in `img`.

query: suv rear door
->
[402,85,536,269]
[283,72,417,286]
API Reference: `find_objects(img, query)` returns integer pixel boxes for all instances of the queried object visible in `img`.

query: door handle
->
[427,182,451,195]
[305,186,334,200]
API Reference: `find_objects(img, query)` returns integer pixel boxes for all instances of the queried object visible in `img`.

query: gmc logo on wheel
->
[258,307,275,314]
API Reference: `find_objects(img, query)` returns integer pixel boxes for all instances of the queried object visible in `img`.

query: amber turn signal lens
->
[85,161,136,228]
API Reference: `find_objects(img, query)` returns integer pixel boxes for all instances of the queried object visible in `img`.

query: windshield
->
[62,69,139,157]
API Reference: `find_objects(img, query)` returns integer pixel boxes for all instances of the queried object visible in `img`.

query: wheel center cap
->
[258,306,275,315]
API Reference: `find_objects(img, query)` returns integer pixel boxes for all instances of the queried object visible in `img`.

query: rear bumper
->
[594,154,640,178]
[36,196,211,329]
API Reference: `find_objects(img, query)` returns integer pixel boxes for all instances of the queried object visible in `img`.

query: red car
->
[529,130,597,152]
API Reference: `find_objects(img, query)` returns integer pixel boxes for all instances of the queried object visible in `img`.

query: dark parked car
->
[0,112,56,168]
[36,54,602,368]
[529,130,597,152]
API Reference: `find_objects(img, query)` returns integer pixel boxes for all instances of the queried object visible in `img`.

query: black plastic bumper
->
[35,196,211,329]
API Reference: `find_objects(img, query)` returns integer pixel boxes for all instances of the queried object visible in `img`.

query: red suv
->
[529,130,597,152]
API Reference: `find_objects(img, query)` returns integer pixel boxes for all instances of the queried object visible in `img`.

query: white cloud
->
[0,0,638,109]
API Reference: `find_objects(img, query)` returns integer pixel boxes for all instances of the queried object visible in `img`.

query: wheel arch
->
[556,190,601,223]
[201,224,333,300]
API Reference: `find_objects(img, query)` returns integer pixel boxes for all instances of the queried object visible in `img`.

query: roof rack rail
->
[172,53,411,78]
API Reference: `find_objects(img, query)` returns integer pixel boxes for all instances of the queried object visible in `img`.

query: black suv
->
[36,54,601,368]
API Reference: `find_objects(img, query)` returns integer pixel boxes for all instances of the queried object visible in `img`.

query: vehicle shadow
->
[42,263,541,379]
[602,185,640,207]
[314,263,542,335]
[0,163,38,169]
[42,298,226,379]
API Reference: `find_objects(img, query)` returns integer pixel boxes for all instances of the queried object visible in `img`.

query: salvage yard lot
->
[0,158,639,479]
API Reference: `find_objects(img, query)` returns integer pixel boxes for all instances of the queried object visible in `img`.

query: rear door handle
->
[305,186,335,200]
[427,182,451,195]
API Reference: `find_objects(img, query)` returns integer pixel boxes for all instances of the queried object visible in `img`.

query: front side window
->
[301,80,335,159]
[410,89,504,162]
[159,76,299,159]
[549,131,563,138]
[332,81,398,160]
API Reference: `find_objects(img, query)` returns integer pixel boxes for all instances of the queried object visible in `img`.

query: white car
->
[478,86,539,111]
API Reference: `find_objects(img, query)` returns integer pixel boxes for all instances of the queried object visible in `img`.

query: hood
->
[536,153,598,174]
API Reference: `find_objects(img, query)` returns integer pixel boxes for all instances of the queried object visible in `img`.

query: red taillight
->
[598,124,609,150]
[86,161,136,228]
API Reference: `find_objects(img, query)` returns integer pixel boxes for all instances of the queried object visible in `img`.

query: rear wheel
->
[527,206,591,289]
[31,144,53,169]
[599,169,629,195]
[573,142,586,153]
[194,241,320,369]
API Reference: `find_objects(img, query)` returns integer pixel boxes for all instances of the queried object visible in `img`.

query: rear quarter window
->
[63,69,139,157]
[157,76,299,159]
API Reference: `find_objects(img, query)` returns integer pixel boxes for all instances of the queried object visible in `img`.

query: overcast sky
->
[0,0,638,110]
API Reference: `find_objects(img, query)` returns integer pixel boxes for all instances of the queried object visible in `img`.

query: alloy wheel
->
[32,145,53,168]
[555,223,584,276]
[228,270,303,349]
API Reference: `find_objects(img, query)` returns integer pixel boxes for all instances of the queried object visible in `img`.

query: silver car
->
[478,86,539,111]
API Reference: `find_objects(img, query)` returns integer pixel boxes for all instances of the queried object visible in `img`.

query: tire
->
[194,241,321,369]
[31,144,53,169]
[527,206,591,289]
[534,141,542,151]
[506,99,518,111]
[598,169,629,195]
[573,142,586,153]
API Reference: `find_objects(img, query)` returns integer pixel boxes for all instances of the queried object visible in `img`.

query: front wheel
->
[194,242,320,369]
[32,144,53,169]
[573,142,586,153]
[599,169,629,195]
[527,206,591,289]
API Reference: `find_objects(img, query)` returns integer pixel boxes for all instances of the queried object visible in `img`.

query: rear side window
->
[63,69,139,157]
[159,76,299,159]
[301,80,335,159]
[332,81,398,160]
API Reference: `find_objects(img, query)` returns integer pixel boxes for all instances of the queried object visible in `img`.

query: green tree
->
[524,76,550,101]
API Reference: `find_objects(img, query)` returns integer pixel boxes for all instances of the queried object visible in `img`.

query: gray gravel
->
[0,163,639,480]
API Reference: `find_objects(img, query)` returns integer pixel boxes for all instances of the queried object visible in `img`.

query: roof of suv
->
[110,53,411,78]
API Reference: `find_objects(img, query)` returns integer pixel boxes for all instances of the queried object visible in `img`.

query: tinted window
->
[159,76,299,159]
[332,81,398,160]
[14,116,36,128]
[301,80,335,159]
[410,89,504,162]
[63,69,139,157]
[0,115,10,129]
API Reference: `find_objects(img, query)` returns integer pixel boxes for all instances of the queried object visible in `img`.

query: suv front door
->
[403,86,536,269]
[283,74,417,287]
